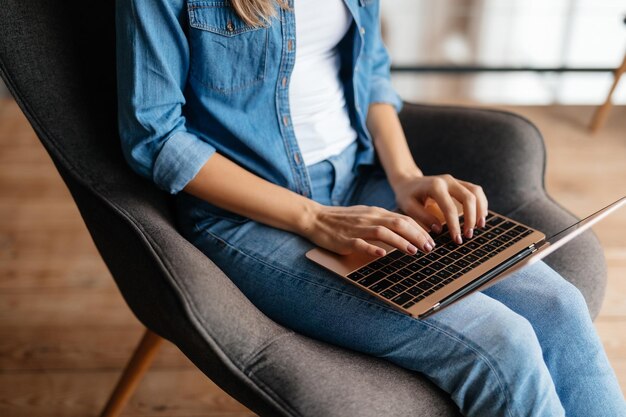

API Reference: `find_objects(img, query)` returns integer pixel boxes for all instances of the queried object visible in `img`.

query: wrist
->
[387,167,423,192]
[293,198,323,237]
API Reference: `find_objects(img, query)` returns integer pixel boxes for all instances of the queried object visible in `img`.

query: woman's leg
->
[481,262,626,417]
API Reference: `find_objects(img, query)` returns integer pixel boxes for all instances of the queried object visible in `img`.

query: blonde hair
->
[230,0,289,27]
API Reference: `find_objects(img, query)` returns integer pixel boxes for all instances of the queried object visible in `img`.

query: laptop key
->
[465,254,478,263]
[347,271,362,281]
[408,286,423,296]
[456,259,470,268]
[356,266,374,275]
[380,289,398,299]
[449,252,462,260]
[417,258,431,267]
[368,260,385,270]
[417,281,433,291]
[390,283,408,293]
[402,300,417,309]
[439,256,453,265]
[380,265,396,274]
[467,241,479,250]
[392,292,413,306]
[358,271,386,287]
[386,250,404,260]
[421,267,435,276]
[388,273,403,283]
[458,246,471,255]
[370,279,394,293]
[430,261,445,270]
[397,267,413,277]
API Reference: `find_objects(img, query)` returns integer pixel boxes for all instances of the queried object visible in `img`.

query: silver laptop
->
[306,196,625,319]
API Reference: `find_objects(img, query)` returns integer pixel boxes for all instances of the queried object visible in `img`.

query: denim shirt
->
[115,0,402,198]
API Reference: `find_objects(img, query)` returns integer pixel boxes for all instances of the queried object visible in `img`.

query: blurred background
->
[1,1,625,416]
[381,0,626,105]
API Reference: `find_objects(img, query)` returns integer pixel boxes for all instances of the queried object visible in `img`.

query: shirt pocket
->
[187,1,269,94]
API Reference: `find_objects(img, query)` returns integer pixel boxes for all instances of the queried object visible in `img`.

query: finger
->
[448,182,477,239]
[428,178,462,244]
[460,181,488,228]
[351,238,386,257]
[400,199,442,235]
[381,214,435,252]
[362,225,427,255]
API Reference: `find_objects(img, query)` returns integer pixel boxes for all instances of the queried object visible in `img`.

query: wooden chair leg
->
[590,51,626,134]
[99,329,163,417]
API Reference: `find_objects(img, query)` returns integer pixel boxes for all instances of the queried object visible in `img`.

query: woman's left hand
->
[391,173,489,244]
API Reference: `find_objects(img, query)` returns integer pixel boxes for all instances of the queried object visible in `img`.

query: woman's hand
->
[302,204,437,257]
[391,173,489,245]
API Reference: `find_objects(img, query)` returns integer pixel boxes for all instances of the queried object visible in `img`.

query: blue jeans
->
[177,142,626,417]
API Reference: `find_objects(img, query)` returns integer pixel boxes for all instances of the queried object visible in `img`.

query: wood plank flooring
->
[0,98,624,416]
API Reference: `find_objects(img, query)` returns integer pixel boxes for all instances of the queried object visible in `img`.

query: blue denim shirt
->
[116,0,402,197]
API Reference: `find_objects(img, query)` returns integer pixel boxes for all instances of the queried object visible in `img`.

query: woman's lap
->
[176,153,625,416]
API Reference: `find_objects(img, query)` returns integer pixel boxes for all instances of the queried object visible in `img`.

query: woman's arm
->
[184,152,435,257]
[366,103,488,244]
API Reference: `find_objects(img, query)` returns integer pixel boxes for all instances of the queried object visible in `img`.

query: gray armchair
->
[0,1,606,416]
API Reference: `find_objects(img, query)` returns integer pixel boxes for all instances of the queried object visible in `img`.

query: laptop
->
[306,196,626,319]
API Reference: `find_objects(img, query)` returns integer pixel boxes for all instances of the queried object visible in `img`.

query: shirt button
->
[360,27,365,35]
[283,115,289,126]
[287,39,294,51]
[282,77,288,87]
[226,21,234,32]
[294,152,301,164]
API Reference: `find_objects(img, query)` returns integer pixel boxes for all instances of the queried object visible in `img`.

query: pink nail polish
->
[424,242,433,252]
[407,243,417,254]
[466,228,474,239]
[455,234,463,245]
[431,224,442,234]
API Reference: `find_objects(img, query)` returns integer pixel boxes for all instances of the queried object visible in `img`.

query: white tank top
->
[289,0,357,166]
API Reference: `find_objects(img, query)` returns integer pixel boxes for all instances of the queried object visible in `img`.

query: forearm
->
[366,103,423,189]
[183,152,320,235]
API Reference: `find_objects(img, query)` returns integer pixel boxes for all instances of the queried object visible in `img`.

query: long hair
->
[230,0,290,27]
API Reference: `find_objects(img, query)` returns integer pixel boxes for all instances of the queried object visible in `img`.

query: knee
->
[486,312,545,370]
[544,278,592,326]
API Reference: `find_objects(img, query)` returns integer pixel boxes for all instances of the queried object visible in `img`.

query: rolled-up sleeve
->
[367,11,403,113]
[116,0,216,194]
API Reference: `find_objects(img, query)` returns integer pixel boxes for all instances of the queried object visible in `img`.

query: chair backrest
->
[0,0,177,328]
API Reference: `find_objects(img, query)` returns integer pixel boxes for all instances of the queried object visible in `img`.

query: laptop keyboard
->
[346,213,534,310]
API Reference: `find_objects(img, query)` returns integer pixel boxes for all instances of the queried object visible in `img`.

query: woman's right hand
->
[301,204,437,257]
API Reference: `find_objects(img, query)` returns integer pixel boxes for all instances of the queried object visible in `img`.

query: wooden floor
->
[0,98,624,416]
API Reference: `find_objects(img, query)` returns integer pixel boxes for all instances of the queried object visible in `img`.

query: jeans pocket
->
[187,1,268,93]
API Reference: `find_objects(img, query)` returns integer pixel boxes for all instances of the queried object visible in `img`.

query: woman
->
[115,0,626,415]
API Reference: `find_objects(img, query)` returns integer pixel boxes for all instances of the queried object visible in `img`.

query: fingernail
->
[455,234,463,245]
[407,243,418,254]
[430,239,436,248]
[431,224,442,234]
[376,248,386,257]
[480,217,486,228]
[466,228,474,239]
[424,242,433,252]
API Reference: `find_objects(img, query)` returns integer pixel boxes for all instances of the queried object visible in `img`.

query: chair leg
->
[589,51,626,134]
[99,329,163,417]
